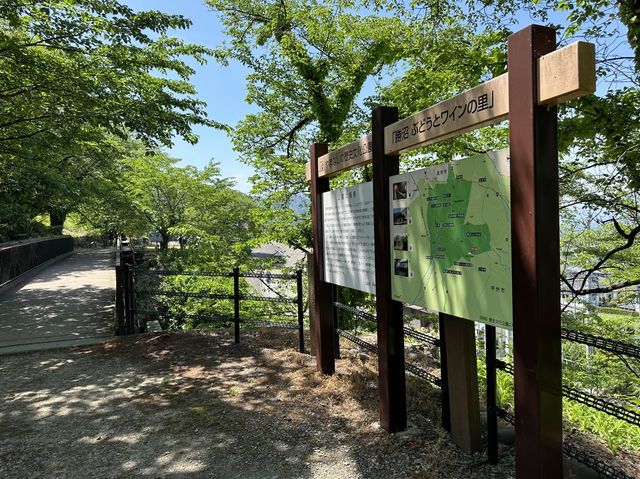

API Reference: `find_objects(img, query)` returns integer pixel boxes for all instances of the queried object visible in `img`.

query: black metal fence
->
[334,301,450,429]
[486,324,639,479]
[0,236,73,285]
[111,239,636,477]
[114,260,306,353]
[334,301,639,479]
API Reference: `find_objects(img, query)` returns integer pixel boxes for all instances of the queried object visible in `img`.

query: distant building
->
[247,243,306,298]
[561,265,640,311]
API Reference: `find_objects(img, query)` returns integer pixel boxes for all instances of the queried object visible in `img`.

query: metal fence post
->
[296,269,305,353]
[129,266,138,332]
[115,264,125,335]
[123,264,133,334]
[486,325,498,464]
[233,267,240,343]
[333,287,340,359]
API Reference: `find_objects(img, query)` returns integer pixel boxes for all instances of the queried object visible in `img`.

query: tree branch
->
[0,128,47,142]
[288,238,310,255]
[562,276,640,296]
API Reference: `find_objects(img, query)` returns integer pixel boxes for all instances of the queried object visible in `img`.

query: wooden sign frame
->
[307,24,595,478]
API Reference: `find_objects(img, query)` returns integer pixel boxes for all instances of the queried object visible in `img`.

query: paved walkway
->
[0,248,115,354]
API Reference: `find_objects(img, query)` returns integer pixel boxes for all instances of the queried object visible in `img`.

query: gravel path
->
[0,330,493,478]
[0,329,635,478]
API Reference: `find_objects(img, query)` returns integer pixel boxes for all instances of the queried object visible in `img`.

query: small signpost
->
[307,25,596,478]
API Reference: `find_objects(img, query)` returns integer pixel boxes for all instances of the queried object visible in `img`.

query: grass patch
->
[564,399,640,454]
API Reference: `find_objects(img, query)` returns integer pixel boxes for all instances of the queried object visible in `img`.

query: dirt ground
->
[0,329,636,478]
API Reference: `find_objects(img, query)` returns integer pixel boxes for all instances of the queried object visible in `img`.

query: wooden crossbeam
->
[305,134,372,181]
[304,41,595,179]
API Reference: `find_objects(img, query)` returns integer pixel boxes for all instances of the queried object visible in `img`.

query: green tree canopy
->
[0,0,223,238]
[206,0,421,248]
[210,0,640,302]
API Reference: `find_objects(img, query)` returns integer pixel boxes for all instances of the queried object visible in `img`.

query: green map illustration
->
[389,149,512,329]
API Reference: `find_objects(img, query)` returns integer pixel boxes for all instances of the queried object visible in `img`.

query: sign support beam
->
[440,313,482,452]
[310,143,336,375]
[372,106,407,432]
[508,25,563,478]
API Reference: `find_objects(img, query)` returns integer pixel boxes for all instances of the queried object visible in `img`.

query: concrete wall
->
[0,236,74,285]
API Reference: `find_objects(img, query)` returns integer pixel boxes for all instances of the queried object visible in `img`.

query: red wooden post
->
[508,25,563,477]
[310,143,336,375]
[372,106,407,432]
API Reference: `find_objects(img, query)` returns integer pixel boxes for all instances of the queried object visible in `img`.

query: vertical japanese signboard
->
[322,182,376,293]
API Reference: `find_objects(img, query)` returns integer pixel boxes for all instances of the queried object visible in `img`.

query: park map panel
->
[389,149,512,329]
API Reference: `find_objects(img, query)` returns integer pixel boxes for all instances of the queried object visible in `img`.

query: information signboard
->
[322,183,375,294]
[389,149,512,329]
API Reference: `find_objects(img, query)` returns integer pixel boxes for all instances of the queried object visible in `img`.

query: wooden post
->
[310,143,336,375]
[508,25,563,478]
[440,313,482,452]
[372,106,407,432]
[306,253,316,355]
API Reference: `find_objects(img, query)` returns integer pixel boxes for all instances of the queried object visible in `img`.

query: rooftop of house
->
[250,242,306,269]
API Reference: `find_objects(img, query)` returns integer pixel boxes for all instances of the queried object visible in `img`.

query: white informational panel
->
[322,182,375,294]
[389,149,512,329]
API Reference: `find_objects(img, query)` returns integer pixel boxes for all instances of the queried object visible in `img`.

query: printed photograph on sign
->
[389,148,512,329]
[393,208,408,225]
[394,259,409,277]
[392,181,407,200]
[394,235,408,251]
[322,182,375,294]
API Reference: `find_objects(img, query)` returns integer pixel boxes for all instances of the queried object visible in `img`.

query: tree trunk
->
[160,231,170,250]
[49,209,67,235]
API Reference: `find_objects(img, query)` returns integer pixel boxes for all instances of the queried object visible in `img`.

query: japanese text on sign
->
[322,182,375,294]
[306,134,373,180]
[384,74,508,155]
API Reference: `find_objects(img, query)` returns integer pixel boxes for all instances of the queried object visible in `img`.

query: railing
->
[334,301,450,430]
[333,301,638,479]
[486,325,639,479]
[114,238,138,334]
[0,236,74,287]
[115,264,306,353]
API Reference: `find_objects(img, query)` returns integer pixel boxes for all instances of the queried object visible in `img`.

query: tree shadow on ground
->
[0,329,513,479]
[0,249,115,347]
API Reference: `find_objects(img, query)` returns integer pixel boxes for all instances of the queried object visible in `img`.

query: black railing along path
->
[115,262,306,353]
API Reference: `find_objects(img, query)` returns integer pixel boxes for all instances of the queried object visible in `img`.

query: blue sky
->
[123,0,258,192]
[122,1,393,194]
